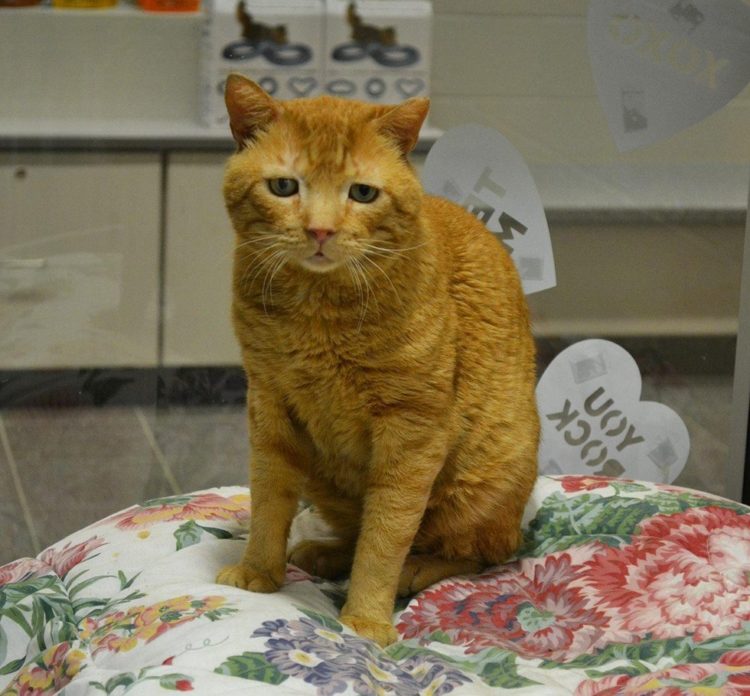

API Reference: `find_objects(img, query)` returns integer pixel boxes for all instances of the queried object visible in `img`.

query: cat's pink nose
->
[308,228,336,244]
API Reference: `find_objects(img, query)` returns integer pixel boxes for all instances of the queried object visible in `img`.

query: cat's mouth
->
[301,250,338,272]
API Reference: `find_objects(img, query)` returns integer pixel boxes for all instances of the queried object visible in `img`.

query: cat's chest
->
[281,349,373,468]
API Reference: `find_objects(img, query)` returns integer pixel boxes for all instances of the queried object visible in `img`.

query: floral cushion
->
[2,475,750,695]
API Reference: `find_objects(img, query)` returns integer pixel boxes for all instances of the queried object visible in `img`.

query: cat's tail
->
[347,2,362,29]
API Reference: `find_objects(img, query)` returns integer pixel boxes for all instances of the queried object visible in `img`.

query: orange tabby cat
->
[216,74,539,647]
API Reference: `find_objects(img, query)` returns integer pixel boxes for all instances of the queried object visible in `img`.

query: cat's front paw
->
[216,563,280,593]
[340,612,398,647]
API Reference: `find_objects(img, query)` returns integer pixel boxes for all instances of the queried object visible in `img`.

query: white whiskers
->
[234,233,420,322]
[344,255,377,332]
[358,250,404,310]
[361,240,426,260]
[263,252,289,314]
[236,237,291,315]
[341,237,420,315]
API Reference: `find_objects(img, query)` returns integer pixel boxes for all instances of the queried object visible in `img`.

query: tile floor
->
[0,406,249,566]
[0,373,738,566]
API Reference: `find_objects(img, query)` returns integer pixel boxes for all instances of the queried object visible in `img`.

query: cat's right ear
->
[375,97,430,155]
[225,74,280,149]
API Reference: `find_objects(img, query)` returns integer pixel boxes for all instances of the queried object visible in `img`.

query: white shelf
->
[0,4,202,18]
[3,118,745,216]
[0,119,444,152]
[533,163,749,220]
[0,118,233,150]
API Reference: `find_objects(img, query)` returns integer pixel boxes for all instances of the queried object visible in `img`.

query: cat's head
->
[223,74,429,280]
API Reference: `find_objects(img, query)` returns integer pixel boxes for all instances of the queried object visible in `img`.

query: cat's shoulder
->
[421,194,516,279]
[422,194,498,244]
[422,193,463,215]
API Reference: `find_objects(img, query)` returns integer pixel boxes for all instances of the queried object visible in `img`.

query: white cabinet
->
[0,152,161,368]
[162,152,240,366]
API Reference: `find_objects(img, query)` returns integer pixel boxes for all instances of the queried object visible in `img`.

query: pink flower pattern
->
[575,650,750,695]
[0,558,50,585]
[398,482,750,669]
[2,479,750,695]
[101,492,249,530]
[2,643,87,696]
[581,506,750,643]
[39,537,106,578]
[561,475,619,493]
[398,548,612,661]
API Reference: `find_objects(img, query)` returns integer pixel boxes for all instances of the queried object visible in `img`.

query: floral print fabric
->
[1,475,750,695]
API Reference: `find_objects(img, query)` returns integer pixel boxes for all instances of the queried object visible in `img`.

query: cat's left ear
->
[225,73,280,149]
[376,98,430,154]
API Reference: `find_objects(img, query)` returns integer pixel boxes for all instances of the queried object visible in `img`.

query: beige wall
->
[427,1,747,340]
[429,1,750,167]
[528,220,744,337]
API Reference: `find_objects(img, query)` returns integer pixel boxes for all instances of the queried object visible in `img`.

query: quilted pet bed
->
[2,474,750,695]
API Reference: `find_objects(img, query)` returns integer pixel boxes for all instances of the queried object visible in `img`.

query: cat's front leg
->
[217,392,304,592]
[216,456,300,592]
[340,425,446,647]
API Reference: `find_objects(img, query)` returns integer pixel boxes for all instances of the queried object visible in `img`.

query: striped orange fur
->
[216,74,539,647]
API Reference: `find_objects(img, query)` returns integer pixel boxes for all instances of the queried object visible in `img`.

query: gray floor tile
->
[642,375,733,497]
[143,406,250,493]
[2,407,174,551]
[0,373,741,568]
[0,437,37,565]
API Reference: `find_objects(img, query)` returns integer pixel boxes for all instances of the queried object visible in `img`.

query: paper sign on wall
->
[588,0,750,151]
[536,339,690,484]
[422,124,556,295]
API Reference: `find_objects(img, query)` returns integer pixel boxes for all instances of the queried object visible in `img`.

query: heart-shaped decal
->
[395,77,426,98]
[326,79,357,96]
[588,0,750,151]
[288,76,318,97]
[536,339,690,484]
[422,124,556,295]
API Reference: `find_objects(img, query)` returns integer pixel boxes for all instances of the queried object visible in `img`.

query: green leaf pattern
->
[1,478,749,694]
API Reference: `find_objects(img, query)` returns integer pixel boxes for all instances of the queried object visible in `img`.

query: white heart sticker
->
[536,339,690,484]
[422,124,556,295]
[288,76,318,98]
[395,77,426,98]
[588,0,750,151]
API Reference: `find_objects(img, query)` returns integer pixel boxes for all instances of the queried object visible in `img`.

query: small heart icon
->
[288,76,318,97]
[422,124,556,295]
[587,0,750,151]
[536,339,690,484]
[395,77,425,98]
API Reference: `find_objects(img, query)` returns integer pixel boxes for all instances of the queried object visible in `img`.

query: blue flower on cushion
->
[265,637,349,694]
[252,613,471,695]
[401,655,472,696]
[253,618,292,638]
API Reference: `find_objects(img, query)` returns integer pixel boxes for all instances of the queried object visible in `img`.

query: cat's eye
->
[268,178,299,197]
[348,183,379,204]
